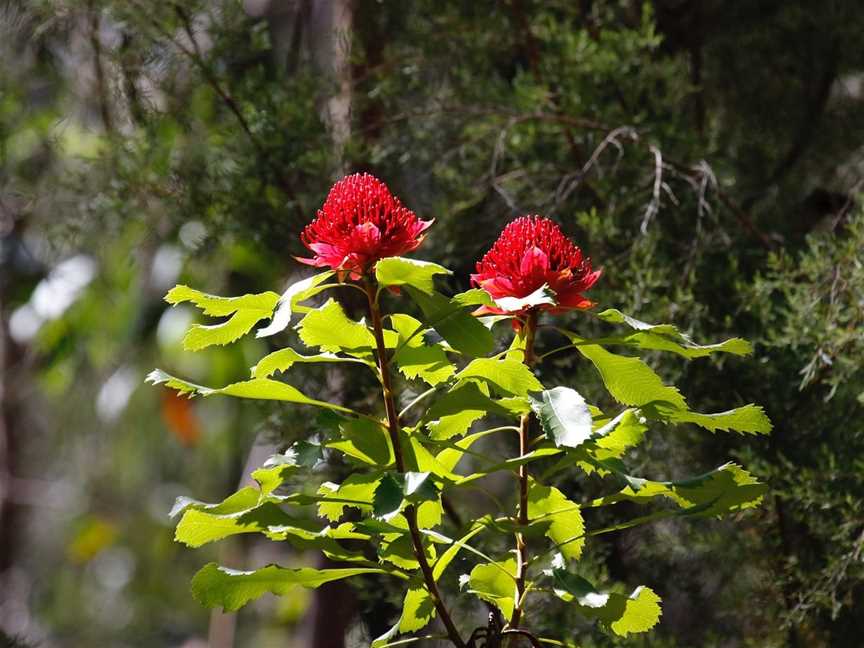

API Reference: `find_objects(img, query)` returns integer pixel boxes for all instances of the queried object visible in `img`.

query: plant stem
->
[363,279,466,648]
[510,309,539,630]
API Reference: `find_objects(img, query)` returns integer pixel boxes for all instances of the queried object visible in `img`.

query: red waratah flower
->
[471,215,601,316]
[297,173,432,279]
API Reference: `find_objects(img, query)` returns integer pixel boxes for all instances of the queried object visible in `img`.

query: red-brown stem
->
[510,309,539,630]
[363,279,466,648]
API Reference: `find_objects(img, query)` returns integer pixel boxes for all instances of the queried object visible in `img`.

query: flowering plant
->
[149,174,771,646]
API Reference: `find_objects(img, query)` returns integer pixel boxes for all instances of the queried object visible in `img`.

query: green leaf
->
[398,582,437,632]
[466,558,517,619]
[326,418,393,466]
[390,314,454,385]
[548,567,662,637]
[166,285,280,317]
[378,532,437,570]
[592,462,767,517]
[373,473,407,521]
[373,472,440,521]
[595,308,752,358]
[257,271,333,338]
[531,387,593,449]
[493,283,556,312]
[404,287,495,358]
[146,370,357,415]
[451,288,495,308]
[296,298,375,355]
[371,580,437,647]
[591,409,649,460]
[455,358,543,397]
[317,473,381,522]
[643,402,772,435]
[251,348,367,378]
[432,524,485,580]
[425,383,510,440]
[529,482,585,560]
[375,257,451,294]
[191,562,391,611]
[576,345,687,409]
[175,503,313,548]
[165,285,279,351]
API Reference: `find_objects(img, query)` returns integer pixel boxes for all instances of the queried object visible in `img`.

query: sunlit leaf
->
[493,283,556,312]
[404,287,495,358]
[531,387,593,449]
[529,482,585,560]
[455,357,543,397]
[643,402,772,435]
[466,558,517,619]
[595,308,752,358]
[296,298,375,355]
[165,285,279,351]
[592,462,767,517]
[256,271,333,338]
[251,348,368,378]
[576,345,686,409]
[548,566,662,637]
[146,370,357,415]
[375,257,451,294]
[191,562,391,611]
[390,314,454,385]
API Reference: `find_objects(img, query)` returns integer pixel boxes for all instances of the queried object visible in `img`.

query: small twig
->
[640,145,663,234]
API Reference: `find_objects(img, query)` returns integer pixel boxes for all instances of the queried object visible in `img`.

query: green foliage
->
[148,196,768,644]
[165,285,279,350]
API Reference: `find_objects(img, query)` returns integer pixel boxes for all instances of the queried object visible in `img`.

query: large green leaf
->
[256,271,333,338]
[375,257,451,294]
[165,285,280,317]
[593,409,648,457]
[548,565,662,637]
[296,298,375,355]
[191,562,392,611]
[576,345,686,409]
[531,387,593,449]
[317,473,381,522]
[592,462,767,517]
[146,370,357,415]
[594,308,752,358]
[642,402,772,435]
[165,285,280,351]
[251,348,369,378]
[529,482,585,560]
[390,314,454,386]
[371,580,437,647]
[326,418,393,466]
[404,287,495,358]
[493,283,556,312]
[455,358,543,397]
[466,558,518,619]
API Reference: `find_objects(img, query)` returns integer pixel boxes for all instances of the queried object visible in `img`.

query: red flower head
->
[297,173,433,279]
[471,215,601,316]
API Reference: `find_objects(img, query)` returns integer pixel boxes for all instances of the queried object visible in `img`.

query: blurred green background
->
[1,1,863,646]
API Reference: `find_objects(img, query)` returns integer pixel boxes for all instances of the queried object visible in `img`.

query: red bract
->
[297,173,432,279]
[471,215,601,316]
